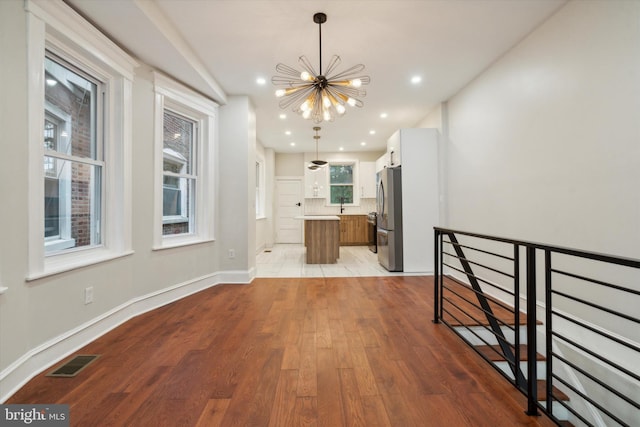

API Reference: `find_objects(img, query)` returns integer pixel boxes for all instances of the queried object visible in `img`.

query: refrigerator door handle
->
[377,181,384,218]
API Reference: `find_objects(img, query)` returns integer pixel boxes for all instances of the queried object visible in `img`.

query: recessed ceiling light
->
[411,75,422,84]
[369,130,376,135]
[360,142,366,146]
[290,142,295,146]
[285,131,291,135]
[380,113,388,119]
[279,114,287,119]
[339,147,344,151]
[256,77,266,85]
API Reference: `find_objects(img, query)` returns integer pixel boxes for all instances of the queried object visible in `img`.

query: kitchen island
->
[295,216,340,264]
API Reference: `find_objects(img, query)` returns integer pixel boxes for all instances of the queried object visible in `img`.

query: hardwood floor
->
[7,276,558,426]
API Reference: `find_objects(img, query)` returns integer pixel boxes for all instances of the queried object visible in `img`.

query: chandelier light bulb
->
[347,97,357,107]
[275,89,286,97]
[301,71,313,81]
[302,109,311,119]
[350,78,362,88]
[336,104,346,115]
[301,99,312,111]
[322,95,331,108]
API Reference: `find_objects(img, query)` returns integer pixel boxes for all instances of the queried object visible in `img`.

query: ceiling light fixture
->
[308,126,327,170]
[272,12,370,123]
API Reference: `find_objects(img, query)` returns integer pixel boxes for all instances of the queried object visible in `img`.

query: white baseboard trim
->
[0,268,252,402]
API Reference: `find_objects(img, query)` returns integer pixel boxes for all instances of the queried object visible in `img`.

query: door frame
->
[275,176,304,244]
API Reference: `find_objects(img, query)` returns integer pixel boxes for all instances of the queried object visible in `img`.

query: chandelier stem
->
[318,17,322,74]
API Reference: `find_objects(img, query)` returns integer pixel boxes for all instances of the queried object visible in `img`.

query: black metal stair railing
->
[433,227,640,427]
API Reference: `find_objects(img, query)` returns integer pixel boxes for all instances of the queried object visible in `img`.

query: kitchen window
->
[153,72,217,249]
[329,163,355,204]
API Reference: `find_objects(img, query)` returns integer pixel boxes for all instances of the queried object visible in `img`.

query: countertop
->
[294,215,340,221]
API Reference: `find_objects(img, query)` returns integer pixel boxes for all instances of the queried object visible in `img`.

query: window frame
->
[255,157,266,219]
[26,0,136,280]
[161,110,197,232]
[43,54,104,254]
[327,160,359,206]
[153,72,217,250]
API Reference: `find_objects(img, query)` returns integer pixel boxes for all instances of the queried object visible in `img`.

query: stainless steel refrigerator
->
[376,166,403,271]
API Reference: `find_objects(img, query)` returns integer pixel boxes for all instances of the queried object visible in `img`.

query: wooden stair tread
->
[537,379,570,402]
[475,344,546,362]
[441,276,542,327]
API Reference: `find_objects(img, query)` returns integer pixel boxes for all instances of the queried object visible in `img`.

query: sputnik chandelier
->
[272,12,370,123]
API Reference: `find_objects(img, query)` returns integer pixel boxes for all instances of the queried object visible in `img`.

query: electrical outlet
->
[84,286,94,305]
[228,249,235,259]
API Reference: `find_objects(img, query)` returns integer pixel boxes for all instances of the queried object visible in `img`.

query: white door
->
[276,179,303,243]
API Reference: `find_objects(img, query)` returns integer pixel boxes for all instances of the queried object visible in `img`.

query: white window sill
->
[44,237,76,253]
[153,237,215,251]
[256,215,267,220]
[26,249,135,281]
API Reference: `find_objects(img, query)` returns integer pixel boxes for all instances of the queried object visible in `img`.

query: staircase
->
[434,227,640,427]
[441,276,573,425]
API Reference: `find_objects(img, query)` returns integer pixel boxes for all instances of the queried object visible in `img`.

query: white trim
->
[26,250,135,282]
[26,0,138,80]
[26,2,135,278]
[0,268,253,403]
[153,72,217,249]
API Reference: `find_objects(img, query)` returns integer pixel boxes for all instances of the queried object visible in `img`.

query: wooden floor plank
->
[6,277,559,427]
[195,399,231,427]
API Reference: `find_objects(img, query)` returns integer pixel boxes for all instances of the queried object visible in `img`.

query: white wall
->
[0,3,255,401]
[275,153,304,176]
[422,2,640,423]
[218,96,256,274]
[438,0,640,260]
[255,141,275,253]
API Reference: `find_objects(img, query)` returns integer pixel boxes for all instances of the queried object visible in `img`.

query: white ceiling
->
[66,0,567,154]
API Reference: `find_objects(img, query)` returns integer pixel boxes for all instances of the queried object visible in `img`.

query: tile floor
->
[255,244,412,278]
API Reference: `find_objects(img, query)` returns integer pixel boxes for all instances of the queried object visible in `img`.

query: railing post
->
[526,246,539,415]
[514,244,522,388]
[433,228,440,324]
[544,249,553,418]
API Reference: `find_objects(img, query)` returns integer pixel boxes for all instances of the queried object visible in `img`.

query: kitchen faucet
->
[340,197,345,214]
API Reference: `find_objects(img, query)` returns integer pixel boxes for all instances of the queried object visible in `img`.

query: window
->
[255,159,265,218]
[162,111,196,235]
[153,72,217,249]
[44,54,102,253]
[329,163,355,204]
[26,0,135,280]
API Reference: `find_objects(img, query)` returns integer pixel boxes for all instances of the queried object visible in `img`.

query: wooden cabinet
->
[304,218,340,263]
[339,215,369,246]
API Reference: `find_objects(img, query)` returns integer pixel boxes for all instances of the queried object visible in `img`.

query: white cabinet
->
[304,164,327,198]
[389,128,440,273]
[387,130,402,166]
[359,161,376,199]
[375,153,388,172]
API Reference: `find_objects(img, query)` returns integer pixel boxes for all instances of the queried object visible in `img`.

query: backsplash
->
[304,198,376,215]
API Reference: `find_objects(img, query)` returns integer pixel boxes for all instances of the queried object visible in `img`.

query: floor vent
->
[46,355,100,378]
